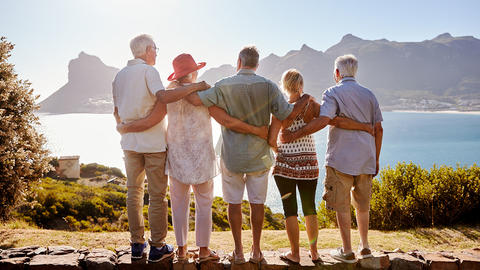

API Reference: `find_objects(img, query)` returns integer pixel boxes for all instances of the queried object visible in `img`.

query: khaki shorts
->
[221,160,269,204]
[322,166,372,213]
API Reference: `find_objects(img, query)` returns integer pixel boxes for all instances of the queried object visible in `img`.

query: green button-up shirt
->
[198,69,293,173]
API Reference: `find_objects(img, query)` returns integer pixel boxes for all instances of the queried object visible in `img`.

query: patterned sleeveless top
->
[272,104,319,180]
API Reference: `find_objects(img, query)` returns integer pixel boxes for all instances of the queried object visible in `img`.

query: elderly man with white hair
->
[112,34,209,262]
[281,54,384,263]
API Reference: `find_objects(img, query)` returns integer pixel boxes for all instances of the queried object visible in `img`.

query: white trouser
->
[169,176,213,247]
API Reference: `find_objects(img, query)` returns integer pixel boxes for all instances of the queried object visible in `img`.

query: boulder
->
[29,253,80,270]
[47,245,77,255]
[84,248,116,270]
[388,252,425,270]
[0,256,30,270]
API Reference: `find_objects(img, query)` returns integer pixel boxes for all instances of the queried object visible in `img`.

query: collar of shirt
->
[237,68,256,75]
[127,58,147,66]
[340,76,356,83]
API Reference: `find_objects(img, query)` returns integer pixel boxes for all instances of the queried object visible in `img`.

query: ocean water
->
[37,112,480,213]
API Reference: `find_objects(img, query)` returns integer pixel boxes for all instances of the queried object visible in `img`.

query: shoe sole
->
[330,254,357,264]
[148,252,174,263]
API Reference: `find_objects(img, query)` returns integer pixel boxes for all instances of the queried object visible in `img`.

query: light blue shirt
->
[198,69,293,173]
[320,77,383,175]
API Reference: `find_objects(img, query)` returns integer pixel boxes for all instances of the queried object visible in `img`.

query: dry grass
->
[1,222,479,252]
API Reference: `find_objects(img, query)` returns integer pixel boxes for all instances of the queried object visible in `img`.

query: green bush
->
[370,162,480,230]
[80,163,125,178]
[315,162,480,230]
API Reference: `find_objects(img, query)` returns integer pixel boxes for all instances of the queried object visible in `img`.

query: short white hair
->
[130,34,155,58]
[334,54,358,77]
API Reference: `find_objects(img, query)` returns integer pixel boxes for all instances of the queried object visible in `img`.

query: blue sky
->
[1,0,479,101]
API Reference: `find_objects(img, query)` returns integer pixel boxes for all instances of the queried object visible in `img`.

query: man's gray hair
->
[130,34,155,58]
[239,45,259,68]
[335,54,358,77]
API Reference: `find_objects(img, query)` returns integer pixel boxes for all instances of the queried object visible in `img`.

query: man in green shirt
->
[187,46,310,264]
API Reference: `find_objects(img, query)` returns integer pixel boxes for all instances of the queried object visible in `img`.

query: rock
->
[0,256,30,270]
[3,246,42,258]
[29,253,80,270]
[421,253,459,270]
[452,252,480,270]
[388,252,425,270]
[47,245,77,255]
[358,253,390,269]
[84,248,116,270]
[198,259,224,270]
[172,258,196,270]
[27,247,47,257]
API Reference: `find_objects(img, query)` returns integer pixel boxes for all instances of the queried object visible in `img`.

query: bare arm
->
[280,116,330,143]
[184,92,204,106]
[374,122,383,176]
[268,115,282,152]
[208,106,268,139]
[156,81,210,104]
[116,101,167,134]
[113,107,121,124]
[330,117,374,136]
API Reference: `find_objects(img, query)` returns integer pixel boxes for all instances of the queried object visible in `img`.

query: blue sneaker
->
[148,244,174,263]
[131,242,147,260]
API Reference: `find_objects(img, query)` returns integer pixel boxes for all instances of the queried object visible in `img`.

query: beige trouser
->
[169,176,213,247]
[124,150,168,247]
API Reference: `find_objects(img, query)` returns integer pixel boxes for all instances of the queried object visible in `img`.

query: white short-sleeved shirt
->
[112,58,167,153]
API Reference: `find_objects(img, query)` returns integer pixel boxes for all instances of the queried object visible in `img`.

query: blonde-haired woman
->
[268,69,373,264]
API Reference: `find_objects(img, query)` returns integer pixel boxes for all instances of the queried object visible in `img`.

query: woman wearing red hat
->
[117,54,267,262]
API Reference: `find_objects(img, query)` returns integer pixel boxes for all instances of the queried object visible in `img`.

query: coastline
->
[390,110,480,115]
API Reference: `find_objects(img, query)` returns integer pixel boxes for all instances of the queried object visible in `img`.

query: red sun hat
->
[167,53,206,81]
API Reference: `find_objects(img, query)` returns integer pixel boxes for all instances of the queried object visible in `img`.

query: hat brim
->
[168,62,206,81]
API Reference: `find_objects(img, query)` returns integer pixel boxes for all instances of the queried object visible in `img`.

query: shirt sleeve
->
[269,82,293,121]
[197,84,224,108]
[373,96,383,123]
[145,67,165,96]
[319,89,338,119]
[112,81,118,107]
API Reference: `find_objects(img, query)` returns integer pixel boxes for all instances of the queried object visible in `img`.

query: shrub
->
[370,162,480,230]
[0,37,51,220]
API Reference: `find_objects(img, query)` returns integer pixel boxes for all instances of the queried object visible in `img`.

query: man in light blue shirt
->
[281,54,383,263]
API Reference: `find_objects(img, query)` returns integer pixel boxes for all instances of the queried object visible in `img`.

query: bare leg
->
[177,245,187,257]
[356,210,370,249]
[305,215,319,260]
[284,216,300,262]
[228,203,244,258]
[250,203,264,260]
[336,211,352,253]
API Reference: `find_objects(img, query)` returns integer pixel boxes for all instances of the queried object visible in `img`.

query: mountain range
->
[38,33,480,113]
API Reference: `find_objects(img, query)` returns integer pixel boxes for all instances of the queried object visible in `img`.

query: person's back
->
[209,70,287,173]
[322,77,381,175]
[113,58,167,153]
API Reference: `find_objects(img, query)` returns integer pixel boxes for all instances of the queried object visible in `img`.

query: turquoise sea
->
[38,111,480,213]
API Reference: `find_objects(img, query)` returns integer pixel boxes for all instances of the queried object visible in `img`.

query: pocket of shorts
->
[322,173,337,210]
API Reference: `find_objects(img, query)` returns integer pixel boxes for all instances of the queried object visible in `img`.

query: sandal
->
[279,252,300,265]
[175,249,188,262]
[249,251,266,264]
[227,251,246,264]
[197,250,220,263]
[308,251,322,264]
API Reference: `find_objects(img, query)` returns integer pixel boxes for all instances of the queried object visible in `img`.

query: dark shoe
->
[357,246,373,259]
[330,247,357,263]
[131,242,147,260]
[148,244,174,263]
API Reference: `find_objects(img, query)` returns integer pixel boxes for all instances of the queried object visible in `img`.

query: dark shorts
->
[274,175,318,218]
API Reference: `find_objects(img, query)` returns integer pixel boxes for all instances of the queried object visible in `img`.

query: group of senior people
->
[112,34,383,265]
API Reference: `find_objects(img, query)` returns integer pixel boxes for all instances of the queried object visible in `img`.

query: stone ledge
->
[0,246,479,269]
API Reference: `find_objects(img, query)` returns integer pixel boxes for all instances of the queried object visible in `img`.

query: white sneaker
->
[330,247,357,263]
